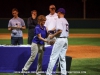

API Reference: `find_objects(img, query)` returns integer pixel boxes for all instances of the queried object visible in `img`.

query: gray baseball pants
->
[22,43,44,72]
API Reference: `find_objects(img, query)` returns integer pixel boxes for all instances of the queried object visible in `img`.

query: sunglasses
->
[50,8,55,10]
[12,13,17,14]
[42,20,46,21]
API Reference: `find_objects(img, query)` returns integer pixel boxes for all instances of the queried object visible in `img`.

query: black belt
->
[59,37,67,38]
[48,31,55,34]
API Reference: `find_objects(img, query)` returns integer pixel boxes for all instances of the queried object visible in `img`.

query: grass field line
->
[0,33,100,39]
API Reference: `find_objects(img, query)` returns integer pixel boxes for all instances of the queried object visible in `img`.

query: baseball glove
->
[49,40,55,45]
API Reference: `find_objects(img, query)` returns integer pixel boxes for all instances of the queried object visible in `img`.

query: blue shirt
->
[32,25,47,45]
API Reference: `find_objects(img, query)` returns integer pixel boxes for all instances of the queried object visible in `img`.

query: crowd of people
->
[8,4,69,75]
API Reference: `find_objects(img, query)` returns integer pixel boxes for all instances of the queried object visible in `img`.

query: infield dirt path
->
[0,33,100,59]
[66,45,100,58]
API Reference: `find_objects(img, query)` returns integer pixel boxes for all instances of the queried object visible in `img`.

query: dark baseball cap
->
[57,8,65,14]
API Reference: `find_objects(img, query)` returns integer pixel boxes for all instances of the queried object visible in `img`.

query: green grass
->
[0,28,100,33]
[69,58,100,75]
[0,58,100,75]
[69,38,100,46]
[69,29,100,34]
[0,39,27,45]
[0,38,100,46]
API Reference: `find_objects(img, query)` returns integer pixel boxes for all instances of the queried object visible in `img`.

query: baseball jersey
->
[44,13,58,31]
[56,18,69,37]
[32,25,47,45]
[8,17,25,37]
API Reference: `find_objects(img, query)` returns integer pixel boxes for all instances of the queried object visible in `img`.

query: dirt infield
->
[66,45,100,58]
[0,33,100,59]
[0,33,28,39]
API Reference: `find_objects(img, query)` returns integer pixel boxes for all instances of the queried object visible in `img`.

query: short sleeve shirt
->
[44,13,58,31]
[32,25,47,45]
[8,17,25,37]
[56,18,69,37]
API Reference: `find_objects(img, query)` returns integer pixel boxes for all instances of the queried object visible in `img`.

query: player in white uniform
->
[44,5,58,45]
[46,8,69,75]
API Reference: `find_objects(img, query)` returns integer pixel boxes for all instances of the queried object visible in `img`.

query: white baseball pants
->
[46,38,68,75]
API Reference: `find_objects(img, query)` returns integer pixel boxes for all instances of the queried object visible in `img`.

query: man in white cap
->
[46,8,69,75]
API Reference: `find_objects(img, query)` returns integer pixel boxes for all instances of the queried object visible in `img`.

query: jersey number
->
[66,24,69,32]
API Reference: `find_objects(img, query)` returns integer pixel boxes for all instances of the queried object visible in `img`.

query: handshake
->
[47,40,55,45]
[45,35,56,45]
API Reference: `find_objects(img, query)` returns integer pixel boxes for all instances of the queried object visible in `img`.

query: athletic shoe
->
[22,68,28,75]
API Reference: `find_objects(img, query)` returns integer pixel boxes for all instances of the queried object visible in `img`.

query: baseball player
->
[46,8,69,75]
[44,4,58,45]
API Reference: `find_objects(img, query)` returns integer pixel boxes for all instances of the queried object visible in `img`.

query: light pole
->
[82,0,87,19]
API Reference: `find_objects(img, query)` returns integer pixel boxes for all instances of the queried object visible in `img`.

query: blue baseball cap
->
[57,8,66,14]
